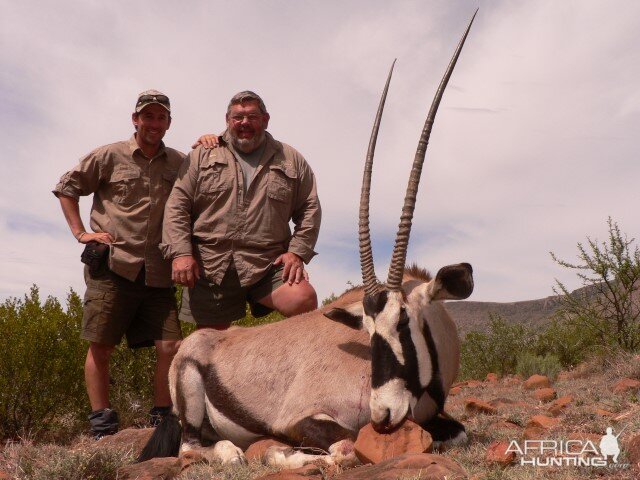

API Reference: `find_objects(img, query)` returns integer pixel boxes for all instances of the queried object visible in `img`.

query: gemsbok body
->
[140,11,478,468]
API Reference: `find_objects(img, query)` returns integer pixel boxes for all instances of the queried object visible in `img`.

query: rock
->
[485,441,515,466]
[522,425,546,441]
[533,388,557,402]
[547,395,573,416]
[179,450,206,471]
[488,397,529,409]
[567,432,601,444]
[625,434,640,471]
[612,378,640,394]
[118,457,181,480]
[490,420,521,431]
[93,428,154,458]
[594,408,615,417]
[527,415,559,430]
[501,375,522,386]
[354,419,432,464]
[335,453,467,479]
[246,438,294,462]
[523,375,551,390]
[464,397,497,415]
[449,386,462,396]
[255,464,324,480]
[485,373,499,383]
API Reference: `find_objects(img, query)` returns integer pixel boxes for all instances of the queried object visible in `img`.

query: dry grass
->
[1,354,639,479]
[0,438,135,480]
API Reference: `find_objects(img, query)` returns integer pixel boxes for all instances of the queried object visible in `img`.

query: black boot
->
[88,408,119,440]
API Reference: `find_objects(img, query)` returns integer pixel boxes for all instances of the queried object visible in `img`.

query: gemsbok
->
[140,11,477,468]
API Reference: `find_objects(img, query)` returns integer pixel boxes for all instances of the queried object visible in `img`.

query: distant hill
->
[446,284,602,336]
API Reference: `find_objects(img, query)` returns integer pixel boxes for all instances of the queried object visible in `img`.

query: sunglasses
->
[136,94,170,106]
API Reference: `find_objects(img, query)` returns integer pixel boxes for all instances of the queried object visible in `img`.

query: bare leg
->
[258,280,318,317]
[153,339,181,407]
[85,342,115,411]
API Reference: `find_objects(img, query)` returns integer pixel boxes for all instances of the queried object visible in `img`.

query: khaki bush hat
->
[135,89,171,113]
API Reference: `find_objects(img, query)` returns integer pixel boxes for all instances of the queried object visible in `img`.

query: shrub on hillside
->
[459,314,532,380]
[551,217,640,351]
[533,317,603,368]
[0,287,86,439]
[515,352,562,380]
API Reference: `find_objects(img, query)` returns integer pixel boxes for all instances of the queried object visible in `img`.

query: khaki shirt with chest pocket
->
[53,136,186,288]
[161,132,321,287]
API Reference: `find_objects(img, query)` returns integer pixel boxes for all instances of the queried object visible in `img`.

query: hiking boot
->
[148,406,172,427]
[88,408,119,440]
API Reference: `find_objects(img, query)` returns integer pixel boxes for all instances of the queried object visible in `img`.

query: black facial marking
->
[370,328,421,398]
[370,333,403,389]
[363,290,388,318]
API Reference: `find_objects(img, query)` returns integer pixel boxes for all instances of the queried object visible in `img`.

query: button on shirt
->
[53,136,186,288]
[160,132,321,287]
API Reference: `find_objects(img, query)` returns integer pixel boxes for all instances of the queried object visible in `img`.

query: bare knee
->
[87,342,115,365]
[277,282,318,317]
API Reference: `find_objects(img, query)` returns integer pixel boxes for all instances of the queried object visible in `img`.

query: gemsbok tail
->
[137,413,181,462]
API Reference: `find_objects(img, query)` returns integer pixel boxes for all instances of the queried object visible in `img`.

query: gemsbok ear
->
[422,263,474,303]
[324,302,364,330]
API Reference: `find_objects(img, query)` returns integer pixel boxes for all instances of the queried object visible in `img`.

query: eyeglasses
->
[136,94,170,106]
[229,114,263,123]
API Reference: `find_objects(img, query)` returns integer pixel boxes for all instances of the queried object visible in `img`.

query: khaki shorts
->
[82,267,181,348]
[180,263,284,326]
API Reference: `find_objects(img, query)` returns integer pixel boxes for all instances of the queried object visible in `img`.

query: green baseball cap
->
[135,89,171,113]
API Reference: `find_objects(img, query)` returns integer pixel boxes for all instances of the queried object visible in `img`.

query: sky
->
[1,0,638,306]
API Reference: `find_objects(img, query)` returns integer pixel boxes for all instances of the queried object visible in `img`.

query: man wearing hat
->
[53,90,186,438]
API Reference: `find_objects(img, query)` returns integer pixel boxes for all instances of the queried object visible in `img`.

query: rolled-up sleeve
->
[288,158,321,264]
[52,149,103,199]
[160,152,199,259]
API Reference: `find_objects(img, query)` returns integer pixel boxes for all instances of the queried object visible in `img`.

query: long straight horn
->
[386,10,478,291]
[360,60,396,296]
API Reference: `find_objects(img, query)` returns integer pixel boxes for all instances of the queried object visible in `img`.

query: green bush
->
[0,287,86,440]
[459,314,532,380]
[533,317,603,368]
[0,285,285,441]
[515,352,562,380]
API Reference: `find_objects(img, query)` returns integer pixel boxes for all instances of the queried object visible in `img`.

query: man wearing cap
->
[53,90,185,438]
[161,91,320,329]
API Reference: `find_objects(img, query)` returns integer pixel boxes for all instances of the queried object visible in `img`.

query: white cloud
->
[1,0,639,305]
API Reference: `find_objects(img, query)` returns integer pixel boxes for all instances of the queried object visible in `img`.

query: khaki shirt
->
[161,132,321,287]
[53,136,186,288]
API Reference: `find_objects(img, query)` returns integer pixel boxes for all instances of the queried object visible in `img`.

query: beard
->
[229,129,266,153]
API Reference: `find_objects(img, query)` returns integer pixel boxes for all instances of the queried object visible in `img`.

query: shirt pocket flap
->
[110,169,140,182]
[162,170,178,182]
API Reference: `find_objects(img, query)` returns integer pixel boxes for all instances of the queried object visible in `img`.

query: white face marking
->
[370,378,413,427]
[369,290,405,365]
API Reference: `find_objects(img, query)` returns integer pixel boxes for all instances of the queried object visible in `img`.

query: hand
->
[79,232,114,244]
[274,252,308,285]
[192,134,220,149]
[172,255,201,288]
